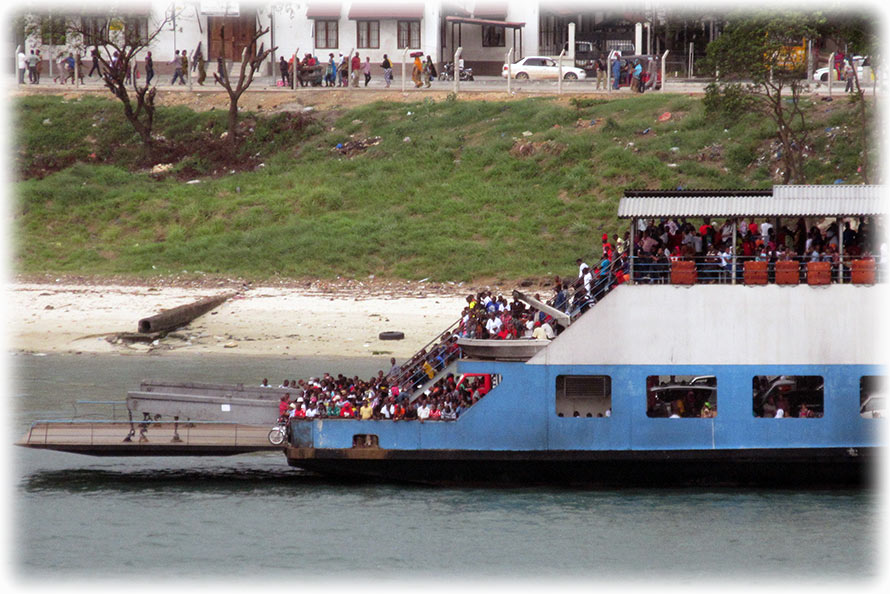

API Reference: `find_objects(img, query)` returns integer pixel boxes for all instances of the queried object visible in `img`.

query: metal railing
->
[629,254,886,285]
[23,418,270,447]
[390,317,463,396]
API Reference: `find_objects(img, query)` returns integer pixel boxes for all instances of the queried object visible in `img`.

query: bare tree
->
[213,26,276,148]
[67,12,176,153]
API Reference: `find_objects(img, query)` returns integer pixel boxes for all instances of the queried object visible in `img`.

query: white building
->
[12,1,664,77]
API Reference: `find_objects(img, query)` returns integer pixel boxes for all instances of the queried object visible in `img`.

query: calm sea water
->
[8,353,882,583]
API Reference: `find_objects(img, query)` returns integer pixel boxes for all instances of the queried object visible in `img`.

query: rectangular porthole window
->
[752,375,824,418]
[556,375,611,418]
[860,376,885,419]
[646,375,717,418]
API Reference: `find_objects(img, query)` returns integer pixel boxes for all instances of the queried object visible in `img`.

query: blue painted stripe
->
[304,361,884,451]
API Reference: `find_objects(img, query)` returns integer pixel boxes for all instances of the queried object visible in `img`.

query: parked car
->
[813,55,868,82]
[502,56,587,80]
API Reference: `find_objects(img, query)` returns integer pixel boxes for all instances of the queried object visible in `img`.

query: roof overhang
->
[617,186,888,218]
[445,16,525,29]
[348,2,424,19]
[306,1,341,19]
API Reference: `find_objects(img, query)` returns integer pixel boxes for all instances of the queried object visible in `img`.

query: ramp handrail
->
[390,317,462,396]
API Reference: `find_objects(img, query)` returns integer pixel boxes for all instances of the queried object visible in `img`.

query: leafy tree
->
[704,12,817,183]
[213,26,276,149]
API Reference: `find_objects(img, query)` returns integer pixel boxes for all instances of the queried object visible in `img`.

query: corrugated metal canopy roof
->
[617,185,887,218]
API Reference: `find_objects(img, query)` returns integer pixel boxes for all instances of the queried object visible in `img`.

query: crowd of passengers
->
[458,233,632,344]
[632,216,885,283]
[262,369,491,423]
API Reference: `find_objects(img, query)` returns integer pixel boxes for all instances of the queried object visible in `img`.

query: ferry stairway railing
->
[389,317,463,399]
[405,360,461,403]
[566,255,628,320]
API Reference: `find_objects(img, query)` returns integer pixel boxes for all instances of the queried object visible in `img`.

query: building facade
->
[12,1,693,77]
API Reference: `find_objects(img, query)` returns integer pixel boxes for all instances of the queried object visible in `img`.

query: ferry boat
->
[18,186,886,487]
[281,186,886,486]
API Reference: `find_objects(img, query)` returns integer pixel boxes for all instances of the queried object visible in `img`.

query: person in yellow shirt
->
[360,400,374,420]
[412,55,423,88]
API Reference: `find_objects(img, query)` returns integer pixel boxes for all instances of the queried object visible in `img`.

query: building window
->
[81,16,108,46]
[315,20,338,49]
[481,25,505,47]
[860,376,885,419]
[646,375,717,418]
[38,15,68,45]
[556,375,611,418]
[752,376,824,418]
[123,16,149,45]
[356,20,379,49]
[397,20,420,49]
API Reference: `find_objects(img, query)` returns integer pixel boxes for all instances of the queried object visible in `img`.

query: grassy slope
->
[12,92,870,282]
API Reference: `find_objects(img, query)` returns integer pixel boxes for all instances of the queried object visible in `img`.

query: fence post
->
[558,48,565,95]
[607,51,613,95]
[292,49,298,90]
[506,47,513,94]
[348,48,354,89]
[661,49,669,92]
[453,46,463,95]
[401,47,409,92]
[828,51,835,98]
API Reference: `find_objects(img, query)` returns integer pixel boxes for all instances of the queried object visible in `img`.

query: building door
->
[208,11,256,61]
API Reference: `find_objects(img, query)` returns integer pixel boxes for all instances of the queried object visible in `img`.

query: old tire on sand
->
[379,331,405,340]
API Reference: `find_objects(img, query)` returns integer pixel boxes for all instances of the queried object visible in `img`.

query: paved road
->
[14,72,876,97]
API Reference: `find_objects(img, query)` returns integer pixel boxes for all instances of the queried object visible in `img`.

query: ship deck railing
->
[629,253,886,285]
[18,418,274,449]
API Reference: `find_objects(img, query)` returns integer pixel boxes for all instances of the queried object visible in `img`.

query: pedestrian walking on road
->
[145,51,154,85]
[381,54,392,88]
[170,50,185,85]
[363,56,371,86]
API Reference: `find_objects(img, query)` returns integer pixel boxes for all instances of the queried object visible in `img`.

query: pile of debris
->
[332,136,382,157]
[510,140,566,158]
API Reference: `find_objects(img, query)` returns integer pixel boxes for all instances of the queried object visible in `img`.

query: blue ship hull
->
[284,285,884,485]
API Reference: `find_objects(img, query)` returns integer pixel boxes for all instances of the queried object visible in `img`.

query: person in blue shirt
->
[632,60,643,92]
[611,56,621,89]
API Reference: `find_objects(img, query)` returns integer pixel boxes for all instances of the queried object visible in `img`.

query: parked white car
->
[502,56,587,80]
[813,56,867,82]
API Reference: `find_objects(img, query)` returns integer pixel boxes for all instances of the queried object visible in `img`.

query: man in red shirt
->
[351,53,361,87]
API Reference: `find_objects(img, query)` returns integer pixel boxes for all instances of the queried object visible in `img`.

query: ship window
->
[752,375,823,418]
[352,434,379,448]
[646,375,717,418]
[555,375,611,418]
[860,376,886,419]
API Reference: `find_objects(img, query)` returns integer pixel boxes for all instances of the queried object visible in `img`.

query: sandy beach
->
[8,275,490,359]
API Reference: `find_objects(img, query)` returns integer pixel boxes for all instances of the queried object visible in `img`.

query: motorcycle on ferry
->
[268,416,289,445]
[440,62,474,81]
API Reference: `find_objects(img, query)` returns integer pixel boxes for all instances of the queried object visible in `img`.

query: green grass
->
[11,92,874,281]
